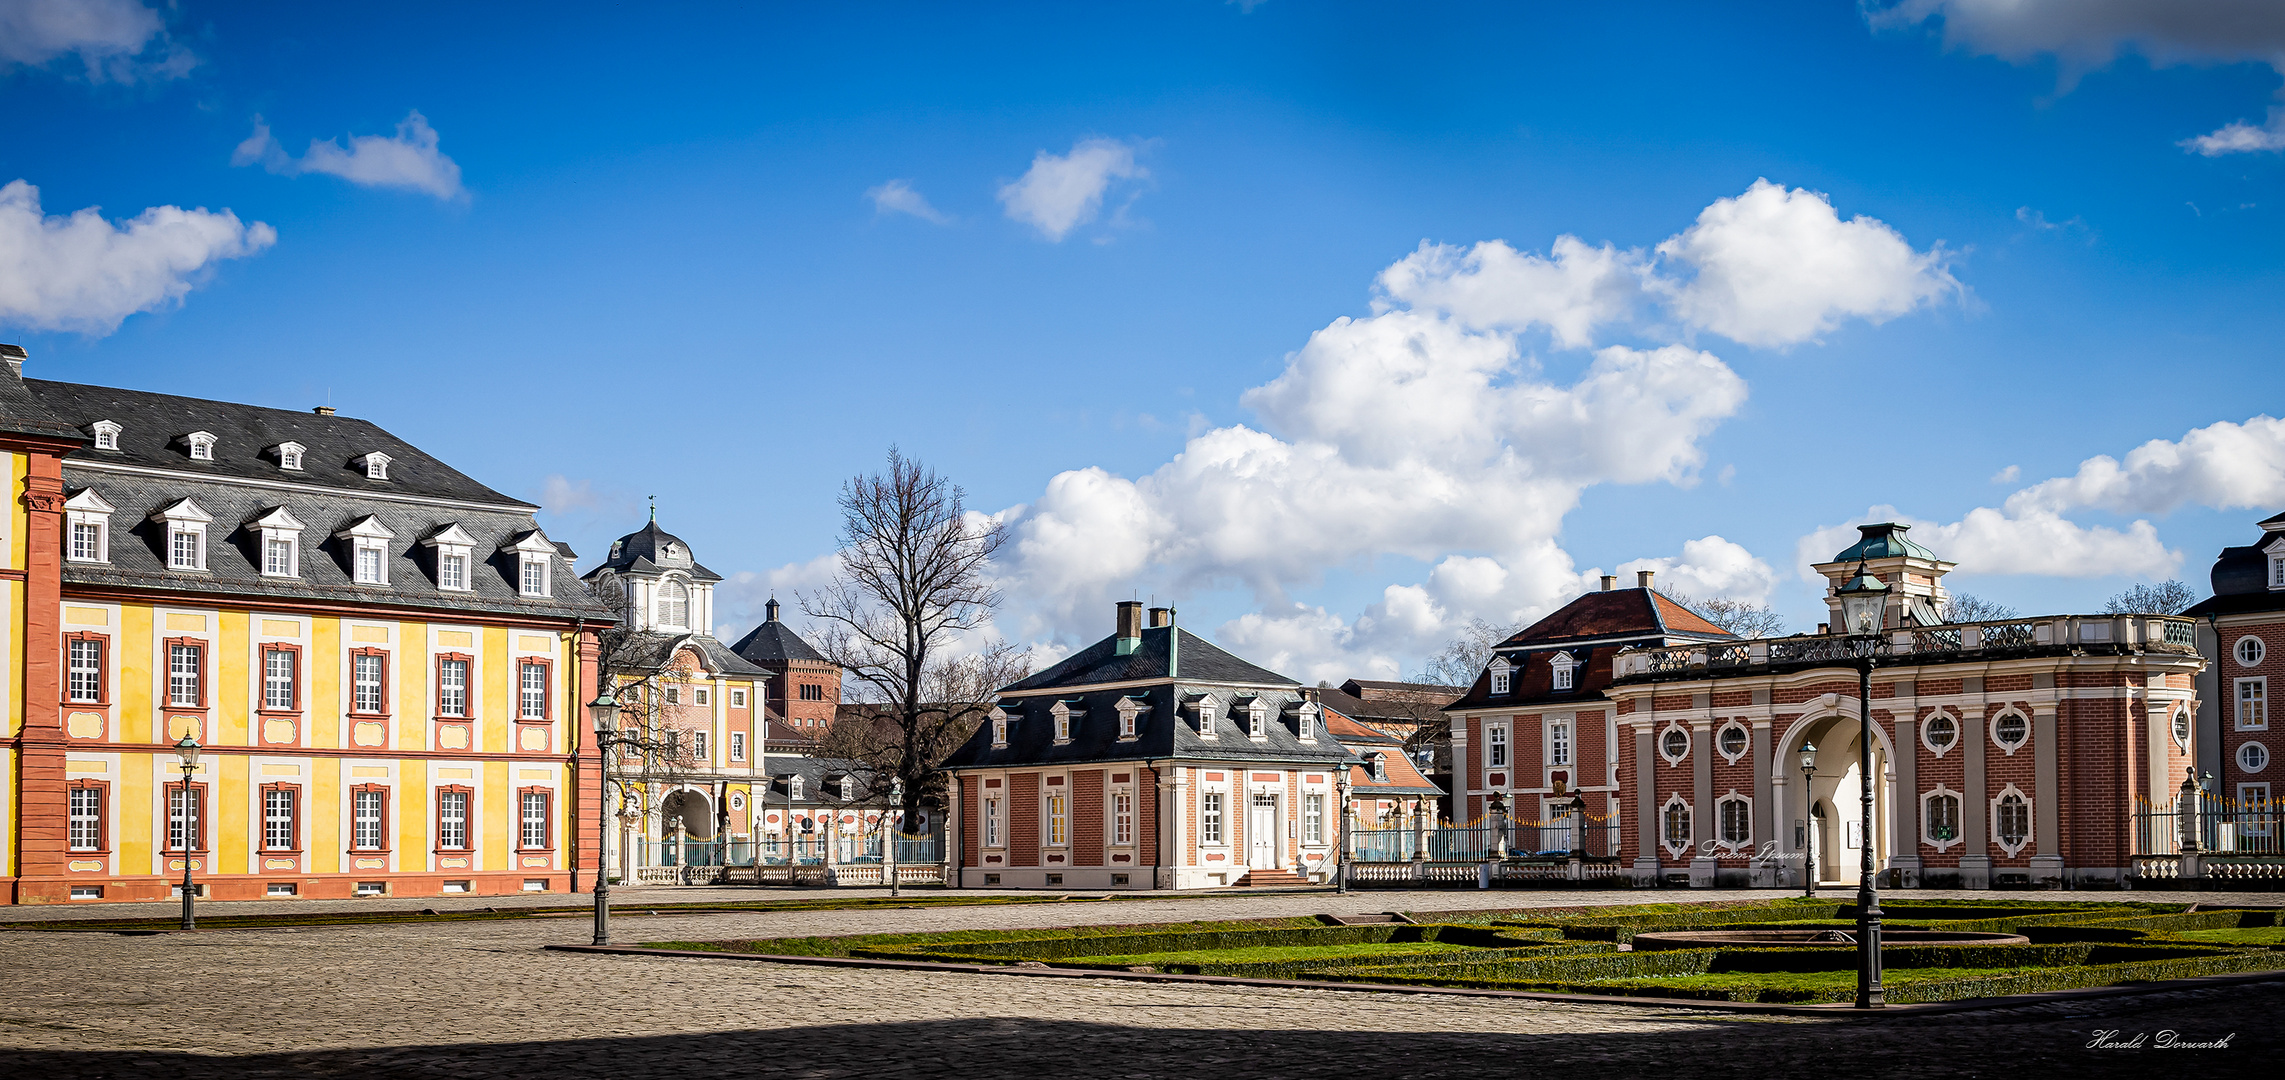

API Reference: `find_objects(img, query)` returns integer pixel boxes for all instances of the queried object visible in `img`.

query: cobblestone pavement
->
[1,889,2276,1078]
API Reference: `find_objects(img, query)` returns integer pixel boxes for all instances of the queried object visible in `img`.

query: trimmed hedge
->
[851,923,1554,964]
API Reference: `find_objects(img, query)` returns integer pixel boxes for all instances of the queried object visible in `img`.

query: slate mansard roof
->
[1001,624,1296,694]
[23,375,608,622]
[590,520,724,582]
[731,615,829,667]
[1442,586,1732,712]
[2184,514,2283,618]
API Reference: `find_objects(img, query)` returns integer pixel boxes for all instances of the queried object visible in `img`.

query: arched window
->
[656,579,690,629]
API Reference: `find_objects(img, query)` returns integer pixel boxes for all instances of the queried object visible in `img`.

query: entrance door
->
[1249,793,1279,868]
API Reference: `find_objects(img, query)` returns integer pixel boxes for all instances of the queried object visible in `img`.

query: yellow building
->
[1,348,613,903]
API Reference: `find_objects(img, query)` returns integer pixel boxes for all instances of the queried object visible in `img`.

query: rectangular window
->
[1113,790,1134,846]
[692,731,709,760]
[263,787,297,850]
[730,731,747,761]
[67,638,103,703]
[1047,791,1068,846]
[519,661,547,719]
[69,786,103,851]
[439,552,468,590]
[169,527,202,570]
[983,795,1003,847]
[437,790,468,850]
[2239,678,2268,731]
[355,544,385,584]
[1304,793,1324,845]
[1552,660,1575,691]
[800,684,825,702]
[520,790,550,849]
[1201,791,1224,844]
[662,729,681,758]
[263,648,296,711]
[2242,783,2273,838]
[1550,719,1572,767]
[70,521,102,561]
[520,556,548,596]
[1720,799,1751,846]
[167,642,203,707]
[665,686,680,706]
[263,535,295,576]
[352,789,386,851]
[438,658,468,717]
[695,688,710,706]
[1488,724,1509,768]
[167,784,205,851]
[731,689,747,708]
[353,653,386,713]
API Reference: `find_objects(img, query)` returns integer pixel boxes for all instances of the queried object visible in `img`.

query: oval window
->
[1925,714,1958,753]
[1661,727,1689,762]
[2237,636,2266,668]
[1717,725,1747,758]
[2240,742,2270,773]
[1993,712,2029,750]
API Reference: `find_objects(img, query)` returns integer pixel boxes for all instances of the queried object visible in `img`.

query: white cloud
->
[2005,414,2285,517]
[234,112,466,201]
[997,137,1146,242]
[0,0,194,83]
[1990,464,2020,483]
[0,179,275,335]
[1374,236,1646,349]
[1652,179,1961,348]
[1618,536,1780,605]
[1796,506,2175,582]
[866,179,951,224]
[1868,0,2285,154]
[536,475,604,514]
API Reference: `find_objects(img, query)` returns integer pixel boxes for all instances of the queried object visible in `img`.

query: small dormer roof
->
[499,528,557,555]
[64,487,115,514]
[246,505,305,531]
[333,514,395,540]
[421,522,479,549]
[149,497,212,524]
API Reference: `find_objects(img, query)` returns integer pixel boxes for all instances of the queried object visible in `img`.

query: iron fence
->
[2133,796,2282,856]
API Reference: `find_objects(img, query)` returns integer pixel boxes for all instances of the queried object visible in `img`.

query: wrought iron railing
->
[1616,615,2198,678]
[2133,796,2282,856]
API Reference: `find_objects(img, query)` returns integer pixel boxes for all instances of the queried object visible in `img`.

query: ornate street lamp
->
[1835,560,1888,1008]
[588,686,620,946]
[1334,767,1352,895]
[1798,739,1817,898]
[886,776,905,899]
[172,734,200,931]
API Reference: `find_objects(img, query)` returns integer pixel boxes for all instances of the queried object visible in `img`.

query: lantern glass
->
[1800,740,1817,774]
[588,689,620,735]
[173,734,201,769]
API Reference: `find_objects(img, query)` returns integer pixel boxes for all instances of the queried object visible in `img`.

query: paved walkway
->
[1,888,2275,1077]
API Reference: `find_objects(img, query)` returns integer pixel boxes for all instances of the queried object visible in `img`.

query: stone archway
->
[657,788,716,866]
[1772,704,1897,888]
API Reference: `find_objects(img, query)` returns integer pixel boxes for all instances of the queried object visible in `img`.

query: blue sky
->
[4,0,2283,682]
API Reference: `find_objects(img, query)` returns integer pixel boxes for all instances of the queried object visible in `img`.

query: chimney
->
[0,342,24,377]
[1637,570,1655,590]
[1600,575,1616,592]
[1818,622,1830,636]
[1148,606,1172,628]
[313,405,335,416]
[766,598,781,623]
[1115,600,1144,655]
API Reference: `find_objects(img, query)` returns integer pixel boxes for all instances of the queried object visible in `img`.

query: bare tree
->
[802,449,1020,817]
[1666,591,1788,638]
[1411,618,1521,688]
[1942,592,2019,623]
[2102,579,2199,615]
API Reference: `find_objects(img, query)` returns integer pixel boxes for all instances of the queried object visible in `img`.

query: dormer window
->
[150,498,212,571]
[839,775,855,802]
[1295,701,1320,743]
[1368,753,1388,782]
[89,420,120,451]
[1550,651,1577,691]
[64,488,114,563]
[2273,554,2285,591]
[1247,703,1267,739]
[335,515,396,586]
[1050,700,1081,744]
[991,708,1010,747]
[421,524,477,592]
[500,531,558,598]
[1187,694,1220,740]
[185,431,217,461]
[357,452,393,481]
[274,442,304,471]
[249,506,305,578]
[788,775,804,801]
[1115,697,1147,740]
[1489,657,1512,696]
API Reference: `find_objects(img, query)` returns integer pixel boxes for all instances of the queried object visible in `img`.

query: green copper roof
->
[1833,522,1936,562]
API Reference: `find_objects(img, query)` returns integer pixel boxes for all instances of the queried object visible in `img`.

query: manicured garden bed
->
[648,898,2285,1004]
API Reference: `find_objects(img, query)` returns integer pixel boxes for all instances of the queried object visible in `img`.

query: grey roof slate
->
[1000,625,1297,693]
[28,379,527,506]
[604,631,770,678]
[589,520,724,582]
[730,616,828,667]
[0,353,84,442]
[939,681,1358,771]
[59,465,610,623]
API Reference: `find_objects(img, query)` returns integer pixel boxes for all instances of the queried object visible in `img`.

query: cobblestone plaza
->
[0,887,2274,1077]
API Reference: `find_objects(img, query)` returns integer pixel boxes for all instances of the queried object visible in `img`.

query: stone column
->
[1750,720,1774,886]
[1960,712,1990,888]
[2031,705,2064,887]
[1689,708,1715,887]
[1633,725,1658,878]
[1890,710,1920,886]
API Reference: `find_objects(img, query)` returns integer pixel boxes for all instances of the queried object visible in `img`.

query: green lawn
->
[1080,941,1478,967]
[2178,925,2285,945]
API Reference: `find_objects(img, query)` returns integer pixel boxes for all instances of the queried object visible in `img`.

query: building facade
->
[2184,511,2285,830]
[2,349,612,903]
[941,602,1356,889]
[732,598,842,735]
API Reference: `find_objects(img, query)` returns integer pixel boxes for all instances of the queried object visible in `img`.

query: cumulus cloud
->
[1618,536,1780,605]
[1796,507,2175,582]
[0,179,275,335]
[0,0,195,83]
[233,112,466,200]
[866,179,951,224]
[1374,236,1645,349]
[1868,0,2285,154]
[1652,179,1962,347]
[997,137,1146,241]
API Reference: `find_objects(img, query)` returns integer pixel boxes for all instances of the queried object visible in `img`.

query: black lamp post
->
[1836,560,1888,1008]
[1799,739,1817,898]
[886,776,904,898]
[172,734,200,931]
[588,687,620,946]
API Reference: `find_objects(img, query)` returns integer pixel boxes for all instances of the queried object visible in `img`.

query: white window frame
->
[1991,784,2032,856]
[982,793,1003,848]
[731,689,747,708]
[1549,651,1575,691]
[520,790,549,850]
[694,688,710,706]
[1489,657,1511,696]
[249,506,305,579]
[1921,785,1964,851]
[1921,710,1960,757]
[2272,554,2285,590]
[1112,788,1134,846]
[1658,722,1691,766]
[437,657,470,718]
[64,488,114,564]
[352,652,387,714]
[185,430,217,461]
[262,646,296,711]
[519,661,547,720]
[2240,782,2273,837]
[336,516,396,587]
[692,731,708,761]
[1247,703,1267,739]
[1051,701,1073,744]
[1486,721,1508,768]
[655,578,691,630]
[274,441,304,470]
[729,731,746,762]
[2237,635,2267,668]
[1116,698,1144,740]
[1046,788,1068,846]
[69,785,103,850]
[67,638,103,703]
[1659,794,1693,859]
[2239,741,2270,774]
[351,788,385,851]
[150,498,211,572]
[1991,708,2030,753]
[1200,790,1225,845]
[2172,706,2192,751]
[437,789,469,851]
[1714,719,1747,764]
[990,708,1009,748]
[1550,716,1574,767]
[359,451,393,480]
[167,641,203,707]
[89,419,121,451]
[1715,791,1752,850]
[1303,792,1324,845]
[2239,678,2268,731]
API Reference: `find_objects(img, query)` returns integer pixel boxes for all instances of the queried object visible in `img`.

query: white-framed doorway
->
[1248,791,1279,868]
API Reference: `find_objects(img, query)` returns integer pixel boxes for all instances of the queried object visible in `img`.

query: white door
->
[1249,793,1279,868]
